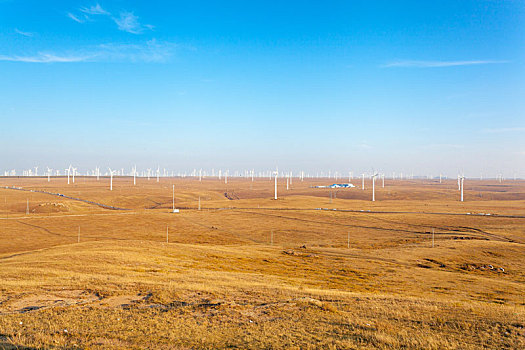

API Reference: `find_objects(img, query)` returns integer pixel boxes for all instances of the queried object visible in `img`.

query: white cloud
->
[113,11,148,34]
[97,39,175,62]
[0,40,176,63]
[67,12,85,23]
[382,60,508,68]
[14,28,34,37]
[0,53,91,63]
[68,5,152,34]
[80,3,109,15]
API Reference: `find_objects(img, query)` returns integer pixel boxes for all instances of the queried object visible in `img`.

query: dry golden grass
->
[0,177,524,349]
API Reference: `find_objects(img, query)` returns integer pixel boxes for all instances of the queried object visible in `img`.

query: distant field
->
[0,177,524,349]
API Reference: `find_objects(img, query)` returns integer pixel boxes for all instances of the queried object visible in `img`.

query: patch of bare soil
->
[0,290,98,314]
[95,293,152,308]
[31,202,69,213]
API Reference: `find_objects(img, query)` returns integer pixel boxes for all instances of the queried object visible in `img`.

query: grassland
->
[0,176,524,349]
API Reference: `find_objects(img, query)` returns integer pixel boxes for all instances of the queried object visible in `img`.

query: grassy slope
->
[0,178,524,349]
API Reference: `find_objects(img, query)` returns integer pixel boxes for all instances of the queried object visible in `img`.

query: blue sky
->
[0,0,524,176]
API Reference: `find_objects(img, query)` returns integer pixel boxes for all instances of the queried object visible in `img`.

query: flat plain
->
[0,176,524,349]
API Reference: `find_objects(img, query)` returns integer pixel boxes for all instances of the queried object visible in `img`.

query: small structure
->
[313,183,356,189]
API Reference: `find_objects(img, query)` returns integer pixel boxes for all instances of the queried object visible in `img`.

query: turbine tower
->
[46,167,52,182]
[460,175,465,202]
[108,168,116,191]
[372,173,378,201]
[274,167,278,200]
[65,165,72,185]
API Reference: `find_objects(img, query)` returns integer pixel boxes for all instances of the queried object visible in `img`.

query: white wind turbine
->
[72,167,77,183]
[156,167,160,182]
[361,173,365,190]
[46,167,52,182]
[372,172,378,201]
[132,165,137,185]
[108,168,116,191]
[65,165,72,185]
[274,167,278,200]
[459,174,465,202]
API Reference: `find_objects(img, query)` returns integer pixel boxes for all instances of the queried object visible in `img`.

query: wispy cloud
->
[67,12,86,23]
[0,53,91,63]
[14,28,34,37]
[382,60,508,68]
[80,3,108,15]
[113,11,147,34]
[97,39,175,62]
[0,40,176,63]
[68,5,152,34]
[482,127,525,133]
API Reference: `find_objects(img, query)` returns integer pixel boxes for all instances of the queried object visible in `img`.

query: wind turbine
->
[34,166,38,177]
[46,167,52,182]
[156,167,160,182]
[274,168,278,200]
[361,174,365,190]
[372,172,378,201]
[459,175,465,202]
[65,165,72,185]
[72,167,77,183]
[108,168,116,191]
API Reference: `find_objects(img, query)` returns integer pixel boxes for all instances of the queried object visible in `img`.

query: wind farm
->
[1,0,524,349]
[0,169,524,349]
